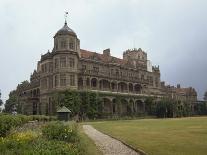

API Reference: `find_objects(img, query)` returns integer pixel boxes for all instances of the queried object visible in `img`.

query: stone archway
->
[135,99,145,113]
[32,102,37,115]
[86,78,90,88]
[134,84,142,93]
[78,77,83,89]
[91,78,98,89]
[103,98,112,114]
[129,99,135,113]
[118,82,128,92]
[99,79,110,91]
[111,81,117,91]
[121,98,128,115]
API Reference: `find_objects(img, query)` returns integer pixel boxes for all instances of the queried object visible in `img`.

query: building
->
[16,20,197,115]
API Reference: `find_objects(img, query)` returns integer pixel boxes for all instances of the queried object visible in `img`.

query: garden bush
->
[0,114,57,137]
[0,132,79,155]
[0,114,30,137]
[42,121,78,143]
[30,115,57,122]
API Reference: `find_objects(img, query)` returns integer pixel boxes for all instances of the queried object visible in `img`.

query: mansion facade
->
[16,21,197,115]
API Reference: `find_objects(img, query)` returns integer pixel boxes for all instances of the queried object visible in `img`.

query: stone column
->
[97,79,99,90]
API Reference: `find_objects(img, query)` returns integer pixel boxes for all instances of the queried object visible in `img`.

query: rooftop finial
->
[64,11,69,25]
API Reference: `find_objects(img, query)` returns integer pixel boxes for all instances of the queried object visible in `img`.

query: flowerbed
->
[0,114,30,137]
[42,121,78,142]
[0,131,79,155]
[0,121,86,155]
[0,114,57,137]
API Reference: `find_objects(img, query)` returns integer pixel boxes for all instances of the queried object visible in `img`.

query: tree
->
[0,90,3,112]
[4,90,19,113]
[156,98,175,118]
[145,97,155,115]
[204,91,207,101]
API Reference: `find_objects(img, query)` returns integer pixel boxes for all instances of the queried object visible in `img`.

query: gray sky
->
[0,0,207,104]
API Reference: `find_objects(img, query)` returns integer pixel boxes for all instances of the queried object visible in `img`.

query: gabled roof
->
[80,49,127,65]
[57,106,71,113]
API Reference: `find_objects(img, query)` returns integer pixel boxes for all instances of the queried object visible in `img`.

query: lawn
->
[89,117,207,155]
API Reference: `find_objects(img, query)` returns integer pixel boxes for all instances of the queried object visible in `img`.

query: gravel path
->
[83,125,140,155]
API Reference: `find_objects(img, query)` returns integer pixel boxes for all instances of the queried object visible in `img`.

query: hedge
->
[0,114,57,137]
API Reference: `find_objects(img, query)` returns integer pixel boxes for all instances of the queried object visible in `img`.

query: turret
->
[53,21,80,56]
[123,48,147,70]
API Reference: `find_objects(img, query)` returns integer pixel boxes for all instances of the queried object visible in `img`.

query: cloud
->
[0,0,206,103]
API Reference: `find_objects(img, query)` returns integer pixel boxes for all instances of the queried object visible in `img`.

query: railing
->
[79,69,148,84]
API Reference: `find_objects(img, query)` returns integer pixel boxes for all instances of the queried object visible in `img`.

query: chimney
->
[103,48,110,56]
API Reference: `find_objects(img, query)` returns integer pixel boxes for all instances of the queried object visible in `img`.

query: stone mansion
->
[15,20,197,115]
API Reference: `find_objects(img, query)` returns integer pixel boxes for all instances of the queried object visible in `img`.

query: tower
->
[53,20,80,55]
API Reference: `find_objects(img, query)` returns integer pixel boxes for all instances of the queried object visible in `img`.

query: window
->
[41,65,44,73]
[69,58,75,68]
[141,74,144,81]
[82,65,86,70]
[41,64,47,73]
[49,62,53,72]
[111,69,114,75]
[55,58,59,69]
[60,57,66,68]
[49,77,53,88]
[60,74,66,86]
[54,75,58,87]
[61,40,66,49]
[93,66,99,72]
[116,69,119,76]
[155,77,159,87]
[147,76,153,86]
[70,75,75,86]
[69,42,74,49]
[41,78,47,89]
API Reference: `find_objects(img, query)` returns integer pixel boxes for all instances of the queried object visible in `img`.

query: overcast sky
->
[0,0,207,104]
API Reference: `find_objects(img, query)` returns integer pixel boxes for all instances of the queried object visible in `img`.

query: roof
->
[80,49,127,65]
[55,21,76,36]
[175,87,197,96]
[57,106,71,113]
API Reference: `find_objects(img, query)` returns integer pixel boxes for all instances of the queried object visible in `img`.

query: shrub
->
[0,134,79,155]
[0,114,56,137]
[42,122,78,143]
[0,114,31,137]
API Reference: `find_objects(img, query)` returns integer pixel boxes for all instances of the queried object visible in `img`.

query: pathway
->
[83,125,140,155]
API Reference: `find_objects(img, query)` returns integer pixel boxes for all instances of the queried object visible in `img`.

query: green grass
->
[89,117,207,155]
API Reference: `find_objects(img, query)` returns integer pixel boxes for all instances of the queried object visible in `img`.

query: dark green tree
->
[0,90,3,112]
[4,90,19,113]
[204,91,207,101]
[61,90,81,117]
[145,97,155,115]
[156,98,175,118]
